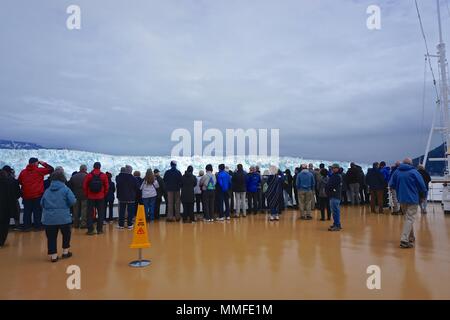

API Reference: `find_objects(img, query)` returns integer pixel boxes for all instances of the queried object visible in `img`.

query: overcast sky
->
[0,0,447,163]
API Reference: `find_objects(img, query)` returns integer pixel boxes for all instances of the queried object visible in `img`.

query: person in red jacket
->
[18,158,54,231]
[83,162,109,235]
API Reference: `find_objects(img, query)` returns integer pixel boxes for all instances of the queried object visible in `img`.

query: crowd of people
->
[0,156,431,261]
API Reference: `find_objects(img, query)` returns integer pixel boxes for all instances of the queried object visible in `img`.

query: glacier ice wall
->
[0,149,368,177]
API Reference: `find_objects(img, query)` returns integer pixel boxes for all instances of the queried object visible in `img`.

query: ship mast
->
[423,0,449,175]
[436,0,450,175]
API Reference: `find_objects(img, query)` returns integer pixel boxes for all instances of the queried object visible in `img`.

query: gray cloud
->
[0,0,446,163]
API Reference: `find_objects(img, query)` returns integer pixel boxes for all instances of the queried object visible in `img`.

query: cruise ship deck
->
[0,204,449,300]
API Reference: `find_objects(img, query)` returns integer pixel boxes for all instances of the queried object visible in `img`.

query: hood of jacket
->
[398,164,414,172]
[49,180,65,191]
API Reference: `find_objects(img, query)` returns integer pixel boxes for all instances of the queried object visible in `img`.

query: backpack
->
[89,173,103,193]
[206,176,215,191]
[262,182,268,193]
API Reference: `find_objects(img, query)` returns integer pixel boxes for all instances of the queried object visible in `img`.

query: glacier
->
[0,149,368,177]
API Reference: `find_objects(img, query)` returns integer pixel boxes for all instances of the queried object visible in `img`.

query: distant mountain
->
[0,139,45,150]
[413,143,445,176]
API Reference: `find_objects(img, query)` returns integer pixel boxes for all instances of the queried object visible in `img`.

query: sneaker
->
[320,218,326,221]
[234,214,240,218]
[61,252,73,259]
[328,226,342,232]
[51,256,59,263]
[400,241,414,249]
[103,221,107,225]
[409,236,416,244]
[275,215,280,221]
[269,216,276,221]
[226,217,231,221]
[97,230,104,235]
[217,217,225,221]
[306,216,313,220]
[242,214,247,217]
[116,225,124,229]
[127,225,133,230]
[86,230,95,235]
[12,226,21,231]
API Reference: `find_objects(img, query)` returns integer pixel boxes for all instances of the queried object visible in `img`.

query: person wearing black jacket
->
[232,164,247,217]
[293,167,300,209]
[283,169,293,208]
[366,162,386,214]
[326,164,343,232]
[0,169,21,247]
[105,172,116,222]
[115,166,139,229]
[354,164,367,204]
[2,166,21,230]
[163,161,183,222]
[346,163,361,205]
[417,165,431,214]
[154,169,165,219]
[181,166,197,223]
[133,171,143,218]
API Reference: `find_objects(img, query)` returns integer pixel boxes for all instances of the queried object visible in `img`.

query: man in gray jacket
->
[68,164,88,228]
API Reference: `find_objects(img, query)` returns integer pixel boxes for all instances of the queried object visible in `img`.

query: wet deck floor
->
[1,204,449,300]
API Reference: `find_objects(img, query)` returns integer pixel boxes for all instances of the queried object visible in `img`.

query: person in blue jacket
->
[246,166,261,215]
[379,161,391,208]
[296,164,315,220]
[41,171,76,262]
[389,158,427,249]
[216,164,232,221]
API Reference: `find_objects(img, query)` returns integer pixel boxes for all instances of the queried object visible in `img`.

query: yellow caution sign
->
[130,205,151,249]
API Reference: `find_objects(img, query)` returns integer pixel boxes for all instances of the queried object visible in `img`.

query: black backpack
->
[89,173,103,193]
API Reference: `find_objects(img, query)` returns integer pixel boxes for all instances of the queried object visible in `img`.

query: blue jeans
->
[22,197,43,229]
[142,197,156,221]
[218,191,230,218]
[330,197,341,227]
[270,207,278,217]
[119,202,136,227]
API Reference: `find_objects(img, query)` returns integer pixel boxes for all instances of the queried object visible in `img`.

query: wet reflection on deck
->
[0,204,449,299]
